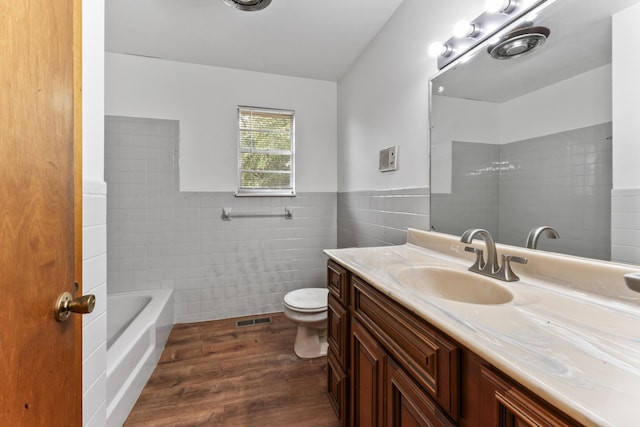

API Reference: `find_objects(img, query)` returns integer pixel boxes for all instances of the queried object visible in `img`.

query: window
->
[236,106,295,196]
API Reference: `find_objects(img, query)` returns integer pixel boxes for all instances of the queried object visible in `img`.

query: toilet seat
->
[284,288,328,313]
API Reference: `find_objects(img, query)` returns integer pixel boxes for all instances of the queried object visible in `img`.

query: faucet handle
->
[497,254,528,282]
[464,246,485,271]
[504,255,527,265]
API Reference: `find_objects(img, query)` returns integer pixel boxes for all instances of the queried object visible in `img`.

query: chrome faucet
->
[526,226,559,249]
[461,229,498,274]
[461,228,527,282]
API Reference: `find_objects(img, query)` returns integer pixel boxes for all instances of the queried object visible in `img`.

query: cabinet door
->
[328,293,349,367]
[479,367,583,427]
[328,350,349,427]
[352,318,386,427]
[387,359,456,427]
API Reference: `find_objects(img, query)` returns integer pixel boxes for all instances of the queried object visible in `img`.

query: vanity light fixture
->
[432,0,549,69]
[485,0,516,14]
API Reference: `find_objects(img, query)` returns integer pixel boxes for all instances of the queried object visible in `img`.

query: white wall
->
[337,0,483,192]
[105,53,337,192]
[82,0,107,426]
[430,96,500,194]
[82,2,104,182]
[501,64,612,143]
[613,2,640,189]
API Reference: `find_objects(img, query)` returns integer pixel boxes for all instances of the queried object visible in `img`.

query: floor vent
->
[235,317,273,328]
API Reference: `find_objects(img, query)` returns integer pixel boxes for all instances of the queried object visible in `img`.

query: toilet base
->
[293,325,328,359]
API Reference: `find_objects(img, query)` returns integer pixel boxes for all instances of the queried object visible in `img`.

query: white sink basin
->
[394,266,513,305]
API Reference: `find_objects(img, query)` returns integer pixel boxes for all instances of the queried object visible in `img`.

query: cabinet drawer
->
[387,358,456,427]
[327,260,349,306]
[328,293,349,368]
[351,276,460,420]
[479,366,584,427]
[327,350,349,427]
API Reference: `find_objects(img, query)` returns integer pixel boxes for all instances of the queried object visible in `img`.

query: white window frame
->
[235,106,296,197]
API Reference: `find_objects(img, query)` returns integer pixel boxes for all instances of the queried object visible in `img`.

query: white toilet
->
[283,288,329,359]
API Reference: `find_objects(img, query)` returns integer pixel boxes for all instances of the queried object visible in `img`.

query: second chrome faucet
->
[461,228,527,282]
[526,226,559,249]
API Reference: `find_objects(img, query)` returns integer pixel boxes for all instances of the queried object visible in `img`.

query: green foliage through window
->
[237,107,294,194]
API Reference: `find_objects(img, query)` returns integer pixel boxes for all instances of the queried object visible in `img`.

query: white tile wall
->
[612,188,640,264]
[82,179,107,427]
[105,116,337,323]
[337,188,430,248]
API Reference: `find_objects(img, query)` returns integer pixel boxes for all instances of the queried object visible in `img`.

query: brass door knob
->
[55,292,96,322]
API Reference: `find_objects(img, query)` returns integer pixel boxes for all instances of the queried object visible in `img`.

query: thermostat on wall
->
[379,145,398,172]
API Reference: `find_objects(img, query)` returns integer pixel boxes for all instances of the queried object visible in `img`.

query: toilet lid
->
[284,288,328,313]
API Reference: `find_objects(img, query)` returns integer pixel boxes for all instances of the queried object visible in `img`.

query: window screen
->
[236,106,295,196]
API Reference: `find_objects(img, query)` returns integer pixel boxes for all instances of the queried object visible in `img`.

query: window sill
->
[235,190,296,197]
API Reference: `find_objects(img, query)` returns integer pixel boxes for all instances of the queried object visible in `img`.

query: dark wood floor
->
[125,313,340,426]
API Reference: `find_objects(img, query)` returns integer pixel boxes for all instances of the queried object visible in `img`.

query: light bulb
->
[485,0,513,14]
[453,20,478,38]
[428,42,450,58]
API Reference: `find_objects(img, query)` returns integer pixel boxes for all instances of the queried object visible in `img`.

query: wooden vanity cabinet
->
[326,260,583,427]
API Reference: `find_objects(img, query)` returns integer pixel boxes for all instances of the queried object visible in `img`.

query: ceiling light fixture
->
[222,0,272,12]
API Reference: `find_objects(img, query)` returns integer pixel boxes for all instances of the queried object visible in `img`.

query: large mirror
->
[430,0,640,261]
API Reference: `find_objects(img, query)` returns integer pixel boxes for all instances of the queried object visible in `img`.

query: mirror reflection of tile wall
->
[432,122,612,260]
[431,142,500,238]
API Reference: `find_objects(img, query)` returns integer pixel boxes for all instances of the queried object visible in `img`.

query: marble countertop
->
[324,229,640,427]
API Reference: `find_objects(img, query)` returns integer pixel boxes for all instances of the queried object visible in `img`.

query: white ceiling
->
[105,0,405,81]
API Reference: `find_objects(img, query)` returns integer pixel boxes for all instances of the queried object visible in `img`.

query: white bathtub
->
[106,289,174,427]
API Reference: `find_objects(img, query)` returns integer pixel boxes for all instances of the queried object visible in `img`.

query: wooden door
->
[0,0,83,425]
